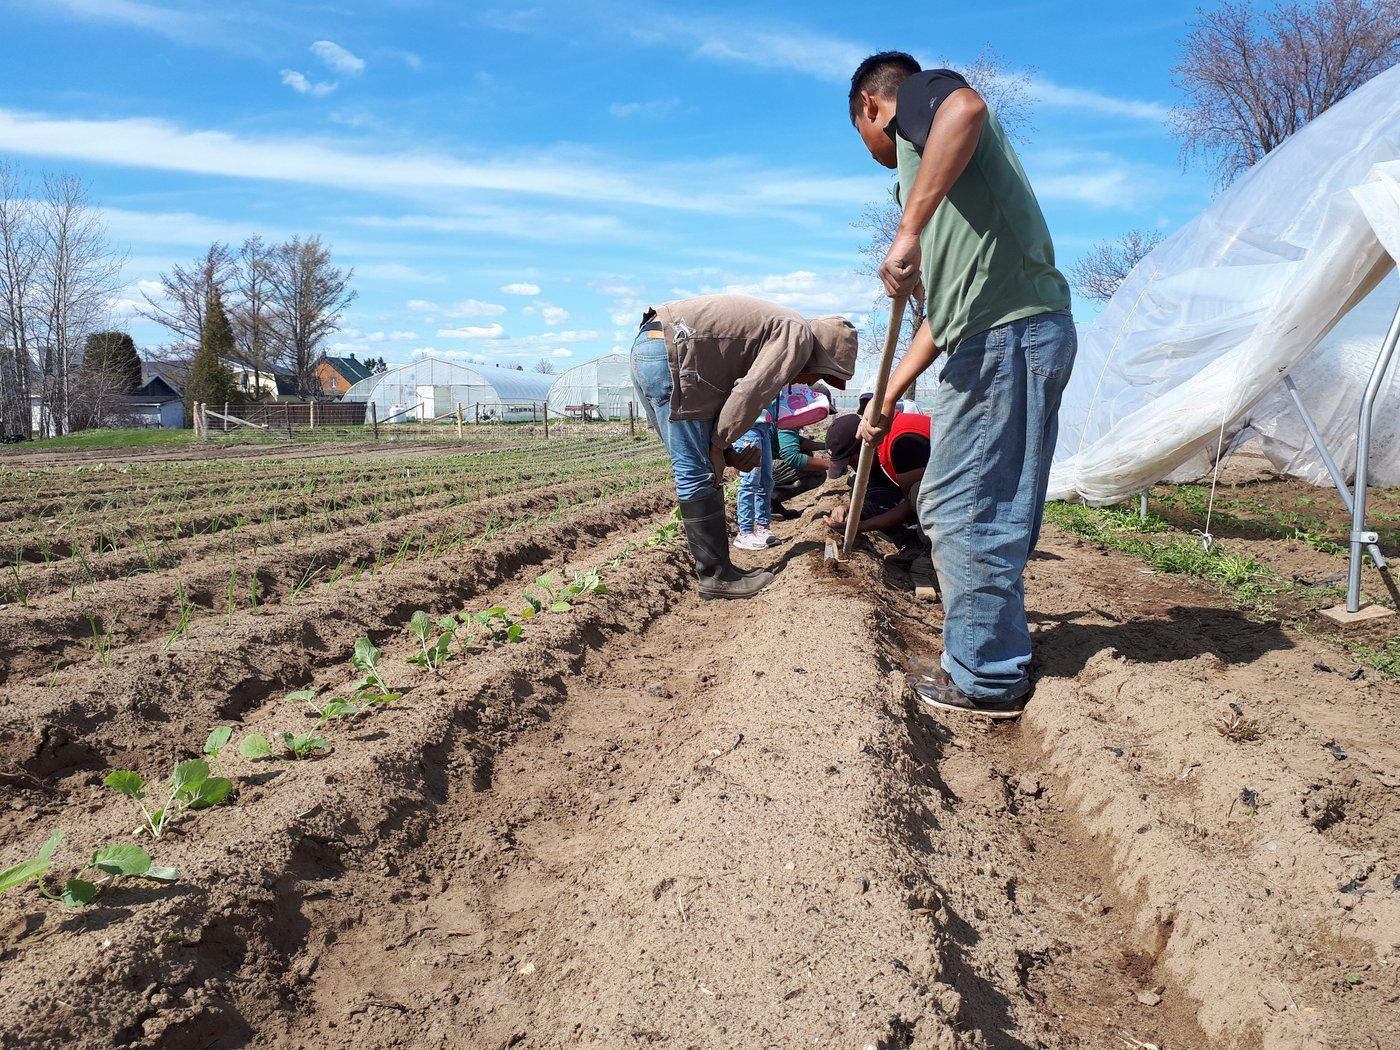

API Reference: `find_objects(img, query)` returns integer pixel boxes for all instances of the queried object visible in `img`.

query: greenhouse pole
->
[1344,298,1400,614]
[1282,375,1385,569]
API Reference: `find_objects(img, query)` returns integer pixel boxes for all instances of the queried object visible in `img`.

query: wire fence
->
[191,399,652,445]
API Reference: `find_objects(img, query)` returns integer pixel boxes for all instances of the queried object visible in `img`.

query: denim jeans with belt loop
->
[629,330,717,501]
[917,310,1077,700]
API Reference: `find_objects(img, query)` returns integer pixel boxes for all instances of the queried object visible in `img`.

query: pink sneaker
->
[754,526,780,547]
[733,531,765,551]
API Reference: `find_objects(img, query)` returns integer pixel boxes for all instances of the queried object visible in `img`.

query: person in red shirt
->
[824,410,931,558]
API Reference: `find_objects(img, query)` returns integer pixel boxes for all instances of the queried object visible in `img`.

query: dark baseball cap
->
[825,412,862,480]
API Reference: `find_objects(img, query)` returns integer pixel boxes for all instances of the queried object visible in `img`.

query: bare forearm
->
[859,500,914,534]
[883,319,940,415]
[897,90,986,239]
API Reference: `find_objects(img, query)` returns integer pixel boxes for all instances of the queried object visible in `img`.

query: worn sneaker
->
[907,671,1029,721]
[733,531,766,551]
[754,526,780,547]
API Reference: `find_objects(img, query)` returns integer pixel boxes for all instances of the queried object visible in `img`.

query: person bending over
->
[848,51,1076,719]
[630,295,856,599]
[823,409,931,558]
[770,424,830,518]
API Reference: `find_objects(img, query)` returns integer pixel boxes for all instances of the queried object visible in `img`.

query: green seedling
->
[282,688,359,725]
[0,830,178,909]
[104,758,233,839]
[406,611,456,671]
[88,613,115,667]
[471,606,524,643]
[203,726,233,771]
[350,637,393,693]
[239,731,330,761]
[164,580,193,648]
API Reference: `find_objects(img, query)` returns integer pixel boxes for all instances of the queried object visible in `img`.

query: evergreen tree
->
[186,288,239,423]
[82,331,142,392]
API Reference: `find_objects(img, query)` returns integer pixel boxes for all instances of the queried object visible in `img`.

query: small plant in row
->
[0,830,178,908]
[104,738,235,839]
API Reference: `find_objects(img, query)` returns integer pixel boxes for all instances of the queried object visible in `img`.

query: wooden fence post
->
[370,401,379,440]
[543,402,549,439]
[198,402,207,441]
[474,402,480,425]
[310,401,316,430]
[223,402,229,433]
[456,401,464,439]
[628,400,635,435]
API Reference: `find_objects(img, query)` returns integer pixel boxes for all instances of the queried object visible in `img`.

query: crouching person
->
[630,295,856,599]
[823,409,932,561]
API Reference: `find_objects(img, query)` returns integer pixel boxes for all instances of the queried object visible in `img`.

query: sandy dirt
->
[1,446,1396,1049]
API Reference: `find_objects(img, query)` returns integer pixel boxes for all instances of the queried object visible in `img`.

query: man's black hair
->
[848,51,921,125]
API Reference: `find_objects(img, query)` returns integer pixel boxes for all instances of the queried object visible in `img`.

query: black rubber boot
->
[678,489,774,599]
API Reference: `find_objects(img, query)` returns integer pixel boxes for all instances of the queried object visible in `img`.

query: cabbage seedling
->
[351,637,393,693]
[104,758,233,839]
[406,611,456,671]
[282,688,359,726]
[0,830,178,908]
[239,731,330,761]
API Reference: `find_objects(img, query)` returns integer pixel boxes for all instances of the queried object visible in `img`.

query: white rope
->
[1194,397,1235,555]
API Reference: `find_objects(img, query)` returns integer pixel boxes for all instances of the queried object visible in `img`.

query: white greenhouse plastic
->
[1049,64,1400,505]
[545,353,634,419]
[342,357,555,422]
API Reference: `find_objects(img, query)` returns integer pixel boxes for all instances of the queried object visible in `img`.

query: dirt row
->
[1,478,1395,1047]
[5,451,665,599]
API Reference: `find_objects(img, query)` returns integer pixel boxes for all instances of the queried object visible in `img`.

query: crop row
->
[1,512,680,917]
[1,469,669,681]
[4,440,668,564]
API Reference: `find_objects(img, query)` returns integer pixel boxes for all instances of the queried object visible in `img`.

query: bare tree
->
[32,174,122,436]
[1174,0,1400,187]
[229,236,277,399]
[139,242,235,355]
[266,236,356,396]
[854,48,1037,391]
[1069,228,1165,303]
[0,163,40,439]
[532,358,557,375]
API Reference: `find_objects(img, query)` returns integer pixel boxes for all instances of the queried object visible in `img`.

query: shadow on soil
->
[1032,605,1294,678]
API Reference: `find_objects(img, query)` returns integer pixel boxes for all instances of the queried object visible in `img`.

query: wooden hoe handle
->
[841,295,909,559]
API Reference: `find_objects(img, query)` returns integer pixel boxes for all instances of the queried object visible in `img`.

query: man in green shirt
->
[847,51,1077,720]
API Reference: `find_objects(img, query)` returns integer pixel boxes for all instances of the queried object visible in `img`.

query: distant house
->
[317,354,374,396]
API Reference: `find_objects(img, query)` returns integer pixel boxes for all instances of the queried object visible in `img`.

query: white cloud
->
[609,98,687,119]
[524,301,570,325]
[42,0,222,45]
[408,298,505,318]
[687,270,878,317]
[1024,148,1171,208]
[281,70,337,97]
[437,324,507,339]
[1032,78,1172,123]
[355,262,442,282]
[311,40,366,76]
[632,15,862,82]
[0,110,882,216]
[500,282,541,295]
[362,330,419,343]
[550,348,574,358]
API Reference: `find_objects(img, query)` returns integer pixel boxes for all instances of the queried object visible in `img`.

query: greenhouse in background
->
[545,353,634,420]
[342,357,555,422]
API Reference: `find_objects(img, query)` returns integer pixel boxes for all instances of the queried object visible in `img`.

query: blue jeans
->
[630,331,717,501]
[917,311,1077,700]
[734,423,773,533]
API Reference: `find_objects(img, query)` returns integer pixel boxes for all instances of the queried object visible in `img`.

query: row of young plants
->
[63,474,664,673]
[5,439,665,566]
[5,452,669,612]
[0,542,663,908]
[1,434,647,515]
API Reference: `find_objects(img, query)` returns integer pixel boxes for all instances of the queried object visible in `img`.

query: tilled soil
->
[1,469,1396,1048]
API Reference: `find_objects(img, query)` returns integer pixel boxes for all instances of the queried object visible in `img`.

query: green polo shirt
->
[892,69,1070,352]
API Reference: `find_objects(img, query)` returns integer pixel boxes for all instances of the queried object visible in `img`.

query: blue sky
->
[0,0,1218,370]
